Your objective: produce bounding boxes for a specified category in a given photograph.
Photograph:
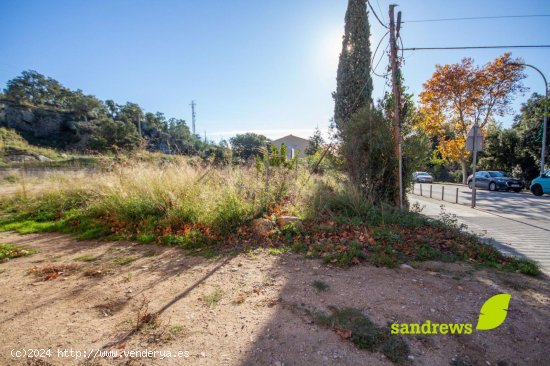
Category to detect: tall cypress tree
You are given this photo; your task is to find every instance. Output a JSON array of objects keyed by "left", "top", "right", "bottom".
[
  {"left": 333, "top": 0, "right": 373, "bottom": 131},
  {"left": 333, "top": 1, "right": 396, "bottom": 201}
]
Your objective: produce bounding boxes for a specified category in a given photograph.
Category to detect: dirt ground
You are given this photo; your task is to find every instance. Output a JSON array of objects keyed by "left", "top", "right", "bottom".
[{"left": 0, "top": 232, "right": 549, "bottom": 366}]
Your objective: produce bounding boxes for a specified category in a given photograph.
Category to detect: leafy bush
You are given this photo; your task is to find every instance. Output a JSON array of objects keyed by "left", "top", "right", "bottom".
[
  {"left": 0, "top": 243, "right": 37, "bottom": 260},
  {"left": 449, "top": 170, "right": 463, "bottom": 183},
  {"left": 340, "top": 106, "right": 397, "bottom": 203},
  {"left": 88, "top": 117, "right": 141, "bottom": 152},
  {"left": 315, "top": 307, "right": 409, "bottom": 362},
  {"left": 211, "top": 191, "right": 254, "bottom": 235}
]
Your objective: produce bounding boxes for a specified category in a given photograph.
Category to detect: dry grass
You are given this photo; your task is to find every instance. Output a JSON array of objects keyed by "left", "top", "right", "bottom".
[
  {"left": 0, "top": 159, "right": 307, "bottom": 237},
  {"left": 0, "top": 158, "right": 540, "bottom": 276},
  {"left": 28, "top": 263, "right": 80, "bottom": 280}
]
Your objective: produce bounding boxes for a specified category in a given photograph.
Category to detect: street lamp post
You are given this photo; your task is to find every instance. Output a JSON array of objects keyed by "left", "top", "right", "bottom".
[{"left": 511, "top": 62, "right": 548, "bottom": 176}]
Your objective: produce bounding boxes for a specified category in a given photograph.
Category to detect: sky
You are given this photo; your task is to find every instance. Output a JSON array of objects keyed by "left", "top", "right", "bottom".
[{"left": 1, "top": 0, "right": 549, "bottom": 142}]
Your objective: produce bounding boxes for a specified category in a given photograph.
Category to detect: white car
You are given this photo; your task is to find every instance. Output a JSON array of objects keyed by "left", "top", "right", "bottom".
[{"left": 413, "top": 172, "right": 433, "bottom": 183}]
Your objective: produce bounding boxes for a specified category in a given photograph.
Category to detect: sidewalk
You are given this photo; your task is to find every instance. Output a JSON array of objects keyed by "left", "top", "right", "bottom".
[{"left": 410, "top": 194, "right": 550, "bottom": 275}]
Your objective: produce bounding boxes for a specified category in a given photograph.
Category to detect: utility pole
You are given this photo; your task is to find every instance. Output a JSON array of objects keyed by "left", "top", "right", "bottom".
[
  {"left": 389, "top": 4, "right": 403, "bottom": 209},
  {"left": 190, "top": 100, "right": 197, "bottom": 135}
]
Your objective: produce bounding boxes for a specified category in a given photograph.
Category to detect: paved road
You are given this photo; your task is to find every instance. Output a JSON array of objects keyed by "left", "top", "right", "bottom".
[{"left": 410, "top": 184, "right": 550, "bottom": 275}]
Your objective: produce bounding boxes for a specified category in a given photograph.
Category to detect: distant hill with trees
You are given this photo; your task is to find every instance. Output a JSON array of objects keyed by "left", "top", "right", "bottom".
[{"left": 0, "top": 70, "right": 229, "bottom": 162}]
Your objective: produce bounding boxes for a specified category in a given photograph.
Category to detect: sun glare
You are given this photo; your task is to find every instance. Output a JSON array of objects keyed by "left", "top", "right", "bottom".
[{"left": 317, "top": 29, "right": 344, "bottom": 75}]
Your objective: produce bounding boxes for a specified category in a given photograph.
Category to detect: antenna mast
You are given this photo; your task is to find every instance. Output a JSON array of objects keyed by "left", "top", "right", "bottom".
[{"left": 190, "top": 100, "right": 197, "bottom": 135}]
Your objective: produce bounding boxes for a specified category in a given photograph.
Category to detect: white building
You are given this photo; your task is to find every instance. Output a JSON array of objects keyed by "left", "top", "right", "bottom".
[{"left": 271, "top": 134, "right": 309, "bottom": 159}]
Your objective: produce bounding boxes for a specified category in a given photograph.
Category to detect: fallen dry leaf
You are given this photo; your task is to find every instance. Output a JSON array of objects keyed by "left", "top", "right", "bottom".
[
  {"left": 334, "top": 328, "right": 352, "bottom": 339},
  {"left": 45, "top": 273, "right": 59, "bottom": 281}
]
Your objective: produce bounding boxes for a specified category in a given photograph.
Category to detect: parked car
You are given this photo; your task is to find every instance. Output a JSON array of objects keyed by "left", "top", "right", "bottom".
[
  {"left": 412, "top": 172, "right": 433, "bottom": 183},
  {"left": 466, "top": 171, "right": 524, "bottom": 192},
  {"left": 530, "top": 169, "right": 550, "bottom": 196}
]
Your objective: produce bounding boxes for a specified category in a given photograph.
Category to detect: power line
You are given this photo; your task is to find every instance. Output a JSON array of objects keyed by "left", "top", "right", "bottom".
[
  {"left": 375, "top": 0, "right": 383, "bottom": 18},
  {"left": 403, "top": 14, "right": 550, "bottom": 23},
  {"left": 367, "top": 0, "right": 388, "bottom": 29},
  {"left": 373, "top": 68, "right": 390, "bottom": 79},
  {"left": 372, "top": 44, "right": 389, "bottom": 78},
  {"left": 403, "top": 45, "right": 550, "bottom": 51},
  {"left": 371, "top": 31, "right": 389, "bottom": 68}
]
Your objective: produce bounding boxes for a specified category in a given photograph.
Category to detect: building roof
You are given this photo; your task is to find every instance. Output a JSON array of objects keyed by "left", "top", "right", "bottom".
[{"left": 271, "top": 134, "right": 309, "bottom": 144}]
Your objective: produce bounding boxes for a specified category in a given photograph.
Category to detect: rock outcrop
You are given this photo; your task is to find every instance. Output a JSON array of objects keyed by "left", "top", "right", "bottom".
[
  {"left": 0, "top": 101, "right": 79, "bottom": 148},
  {"left": 0, "top": 100, "right": 171, "bottom": 153}
]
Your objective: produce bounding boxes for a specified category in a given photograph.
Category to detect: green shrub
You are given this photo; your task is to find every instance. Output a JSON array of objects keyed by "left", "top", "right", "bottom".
[
  {"left": 162, "top": 231, "right": 212, "bottom": 250},
  {"left": 0, "top": 243, "right": 37, "bottom": 260},
  {"left": 74, "top": 255, "right": 98, "bottom": 262},
  {"left": 508, "top": 258, "right": 541, "bottom": 276},
  {"left": 211, "top": 192, "right": 254, "bottom": 235},
  {"left": 315, "top": 307, "right": 409, "bottom": 362},
  {"left": 113, "top": 256, "right": 136, "bottom": 266},
  {"left": 323, "top": 241, "right": 366, "bottom": 266}
]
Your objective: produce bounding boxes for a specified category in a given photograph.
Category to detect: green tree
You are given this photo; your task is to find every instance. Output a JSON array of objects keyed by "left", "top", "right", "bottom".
[
  {"left": 167, "top": 118, "right": 202, "bottom": 154},
  {"left": 513, "top": 93, "right": 549, "bottom": 176},
  {"left": 202, "top": 140, "right": 232, "bottom": 165},
  {"left": 306, "top": 127, "right": 325, "bottom": 155},
  {"left": 483, "top": 94, "right": 547, "bottom": 181},
  {"left": 66, "top": 90, "right": 101, "bottom": 121},
  {"left": 144, "top": 112, "right": 168, "bottom": 132},
  {"left": 478, "top": 124, "right": 519, "bottom": 173},
  {"left": 332, "top": 0, "right": 383, "bottom": 198},
  {"left": 117, "top": 102, "right": 144, "bottom": 131},
  {"left": 475, "top": 94, "right": 548, "bottom": 182},
  {"left": 3, "top": 70, "right": 71, "bottom": 107},
  {"left": 104, "top": 99, "right": 119, "bottom": 118},
  {"left": 229, "top": 133, "right": 269, "bottom": 161},
  {"left": 4, "top": 70, "right": 46, "bottom": 105},
  {"left": 332, "top": 0, "right": 372, "bottom": 131},
  {"left": 341, "top": 106, "right": 396, "bottom": 201},
  {"left": 88, "top": 117, "right": 141, "bottom": 152}
]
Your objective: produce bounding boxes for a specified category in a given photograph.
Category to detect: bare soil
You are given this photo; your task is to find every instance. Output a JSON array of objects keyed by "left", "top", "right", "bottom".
[{"left": 0, "top": 232, "right": 549, "bottom": 366}]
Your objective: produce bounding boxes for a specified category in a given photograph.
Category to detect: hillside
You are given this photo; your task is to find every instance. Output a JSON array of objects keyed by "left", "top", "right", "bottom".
[{"left": 0, "top": 70, "right": 225, "bottom": 158}]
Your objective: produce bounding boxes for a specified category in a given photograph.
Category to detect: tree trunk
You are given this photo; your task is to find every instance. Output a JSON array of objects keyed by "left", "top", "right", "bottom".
[{"left": 461, "top": 160, "right": 468, "bottom": 185}]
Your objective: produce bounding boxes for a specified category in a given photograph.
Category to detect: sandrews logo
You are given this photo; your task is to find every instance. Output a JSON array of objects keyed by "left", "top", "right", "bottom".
[{"left": 391, "top": 294, "right": 511, "bottom": 335}]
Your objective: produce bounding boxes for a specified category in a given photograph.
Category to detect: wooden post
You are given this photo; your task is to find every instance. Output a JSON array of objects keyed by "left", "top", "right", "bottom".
[
  {"left": 430, "top": 185, "right": 432, "bottom": 198},
  {"left": 442, "top": 186, "right": 445, "bottom": 201},
  {"left": 420, "top": 184, "right": 423, "bottom": 196},
  {"left": 456, "top": 187, "right": 459, "bottom": 203}
]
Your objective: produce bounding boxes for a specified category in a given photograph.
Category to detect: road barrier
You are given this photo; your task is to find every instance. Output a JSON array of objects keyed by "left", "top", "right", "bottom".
[{"left": 414, "top": 183, "right": 461, "bottom": 204}]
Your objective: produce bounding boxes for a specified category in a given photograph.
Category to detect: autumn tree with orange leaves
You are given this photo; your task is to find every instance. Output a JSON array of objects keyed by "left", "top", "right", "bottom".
[{"left": 419, "top": 53, "right": 526, "bottom": 183}]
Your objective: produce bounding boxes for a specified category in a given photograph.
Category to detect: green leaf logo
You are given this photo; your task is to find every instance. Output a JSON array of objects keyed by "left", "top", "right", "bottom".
[{"left": 476, "top": 294, "right": 511, "bottom": 331}]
